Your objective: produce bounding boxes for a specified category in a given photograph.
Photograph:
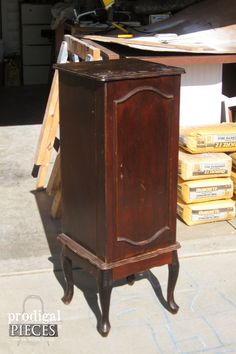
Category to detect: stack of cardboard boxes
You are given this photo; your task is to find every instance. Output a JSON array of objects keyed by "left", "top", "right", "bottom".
[
  {"left": 177, "top": 124, "right": 236, "bottom": 226},
  {"left": 229, "top": 152, "right": 236, "bottom": 196}
]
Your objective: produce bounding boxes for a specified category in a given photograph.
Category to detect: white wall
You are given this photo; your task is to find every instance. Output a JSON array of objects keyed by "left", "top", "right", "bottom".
[{"left": 180, "top": 64, "right": 223, "bottom": 126}]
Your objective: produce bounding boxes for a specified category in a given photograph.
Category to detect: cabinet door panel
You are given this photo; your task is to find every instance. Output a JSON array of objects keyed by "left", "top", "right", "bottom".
[{"left": 107, "top": 79, "right": 179, "bottom": 260}]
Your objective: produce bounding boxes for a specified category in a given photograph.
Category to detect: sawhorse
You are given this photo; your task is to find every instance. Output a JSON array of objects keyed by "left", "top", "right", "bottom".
[{"left": 32, "top": 34, "right": 119, "bottom": 217}]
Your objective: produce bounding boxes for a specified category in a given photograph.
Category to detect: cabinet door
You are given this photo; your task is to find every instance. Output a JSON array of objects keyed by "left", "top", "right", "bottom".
[{"left": 106, "top": 76, "right": 180, "bottom": 261}]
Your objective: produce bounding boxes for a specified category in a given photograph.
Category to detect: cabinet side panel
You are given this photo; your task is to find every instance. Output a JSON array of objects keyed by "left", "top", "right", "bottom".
[
  {"left": 59, "top": 73, "right": 101, "bottom": 255},
  {"left": 95, "top": 85, "right": 106, "bottom": 260}
]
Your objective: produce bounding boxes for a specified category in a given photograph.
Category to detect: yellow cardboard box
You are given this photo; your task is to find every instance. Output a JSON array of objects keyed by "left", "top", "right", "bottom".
[
  {"left": 178, "top": 150, "right": 232, "bottom": 181},
  {"left": 180, "top": 123, "right": 236, "bottom": 153},
  {"left": 231, "top": 169, "right": 236, "bottom": 194},
  {"left": 177, "top": 199, "right": 235, "bottom": 226},
  {"left": 178, "top": 177, "right": 233, "bottom": 203}
]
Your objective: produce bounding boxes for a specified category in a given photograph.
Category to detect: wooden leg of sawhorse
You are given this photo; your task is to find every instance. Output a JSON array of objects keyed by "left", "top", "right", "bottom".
[
  {"left": 32, "top": 70, "right": 60, "bottom": 189},
  {"left": 47, "top": 151, "right": 61, "bottom": 196},
  {"left": 46, "top": 151, "right": 62, "bottom": 218}
]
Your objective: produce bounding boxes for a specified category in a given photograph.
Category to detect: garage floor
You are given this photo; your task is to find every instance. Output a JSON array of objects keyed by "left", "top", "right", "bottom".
[{"left": 0, "top": 89, "right": 236, "bottom": 352}]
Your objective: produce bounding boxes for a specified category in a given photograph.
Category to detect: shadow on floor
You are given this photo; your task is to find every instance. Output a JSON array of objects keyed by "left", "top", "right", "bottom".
[
  {"left": 55, "top": 268, "right": 172, "bottom": 335},
  {"left": 31, "top": 188, "right": 62, "bottom": 270},
  {"left": 32, "top": 188, "right": 172, "bottom": 335},
  {"left": 0, "top": 85, "right": 50, "bottom": 126}
]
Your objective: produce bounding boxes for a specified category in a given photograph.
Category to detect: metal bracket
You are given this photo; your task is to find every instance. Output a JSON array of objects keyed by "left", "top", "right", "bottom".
[
  {"left": 71, "top": 54, "right": 80, "bottom": 62},
  {"left": 57, "top": 41, "right": 68, "bottom": 64},
  {"left": 85, "top": 54, "right": 93, "bottom": 62}
]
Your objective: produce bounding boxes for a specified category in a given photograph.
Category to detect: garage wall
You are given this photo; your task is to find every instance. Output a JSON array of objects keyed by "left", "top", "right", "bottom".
[
  {"left": 180, "top": 64, "right": 223, "bottom": 126},
  {"left": 1, "top": 0, "right": 22, "bottom": 54}
]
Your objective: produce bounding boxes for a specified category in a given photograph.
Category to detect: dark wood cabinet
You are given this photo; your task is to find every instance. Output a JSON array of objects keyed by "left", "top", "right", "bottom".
[{"left": 56, "top": 58, "right": 184, "bottom": 336}]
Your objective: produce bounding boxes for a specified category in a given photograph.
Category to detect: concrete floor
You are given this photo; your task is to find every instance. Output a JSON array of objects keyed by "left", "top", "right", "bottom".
[{"left": 1, "top": 124, "right": 236, "bottom": 353}]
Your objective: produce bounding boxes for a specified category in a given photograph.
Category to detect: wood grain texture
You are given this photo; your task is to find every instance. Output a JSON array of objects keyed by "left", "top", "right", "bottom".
[
  {"left": 105, "top": 75, "right": 181, "bottom": 261},
  {"left": 57, "top": 59, "right": 183, "bottom": 335}
]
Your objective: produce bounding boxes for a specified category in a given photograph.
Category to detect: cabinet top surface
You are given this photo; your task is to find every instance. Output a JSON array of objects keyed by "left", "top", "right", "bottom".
[{"left": 55, "top": 58, "right": 184, "bottom": 82}]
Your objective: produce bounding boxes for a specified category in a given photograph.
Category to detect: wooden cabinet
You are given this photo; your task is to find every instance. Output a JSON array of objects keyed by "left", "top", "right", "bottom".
[{"left": 56, "top": 58, "right": 184, "bottom": 336}]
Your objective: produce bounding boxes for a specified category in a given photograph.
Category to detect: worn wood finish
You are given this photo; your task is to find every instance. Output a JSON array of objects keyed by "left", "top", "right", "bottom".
[
  {"left": 57, "top": 58, "right": 183, "bottom": 336},
  {"left": 58, "top": 233, "right": 180, "bottom": 271},
  {"left": 55, "top": 59, "right": 184, "bottom": 81}
]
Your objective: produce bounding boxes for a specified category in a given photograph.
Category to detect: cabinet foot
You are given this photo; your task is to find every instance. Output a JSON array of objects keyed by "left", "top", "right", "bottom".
[
  {"left": 167, "top": 251, "right": 179, "bottom": 314},
  {"left": 97, "top": 270, "right": 113, "bottom": 337},
  {"left": 61, "top": 246, "right": 74, "bottom": 305},
  {"left": 126, "top": 274, "right": 135, "bottom": 286}
]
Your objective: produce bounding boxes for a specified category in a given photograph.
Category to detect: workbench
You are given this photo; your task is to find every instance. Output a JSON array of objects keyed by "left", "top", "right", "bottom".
[{"left": 55, "top": 23, "right": 236, "bottom": 126}]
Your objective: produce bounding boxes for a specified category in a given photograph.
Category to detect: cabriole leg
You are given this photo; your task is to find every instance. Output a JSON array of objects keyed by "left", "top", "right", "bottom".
[
  {"left": 167, "top": 250, "right": 179, "bottom": 314},
  {"left": 97, "top": 270, "right": 113, "bottom": 337},
  {"left": 61, "top": 246, "right": 74, "bottom": 305}
]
